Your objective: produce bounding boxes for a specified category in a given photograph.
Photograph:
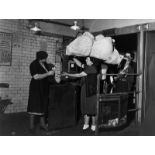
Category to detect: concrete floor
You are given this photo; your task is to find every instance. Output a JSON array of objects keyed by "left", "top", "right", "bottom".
[{"left": 0, "top": 112, "right": 140, "bottom": 136}]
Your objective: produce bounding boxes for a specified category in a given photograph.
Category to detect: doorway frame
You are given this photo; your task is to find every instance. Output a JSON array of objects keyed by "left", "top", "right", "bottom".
[{"left": 93, "top": 24, "right": 147, "bottom": 124}]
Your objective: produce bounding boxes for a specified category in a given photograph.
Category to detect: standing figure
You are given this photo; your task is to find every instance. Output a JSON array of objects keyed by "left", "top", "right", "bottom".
[
  {"left": 27, "top": 51, "right": 55, "bottom": 133},
  {"left": 62, "top": 57, "right": 98, "bottom": 131}
]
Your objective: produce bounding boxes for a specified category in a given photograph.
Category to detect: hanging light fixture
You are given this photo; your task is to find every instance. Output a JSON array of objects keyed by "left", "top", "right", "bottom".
[
  {"left": 30, "top": 22, "right": 41, "bottom": 32},
  {"left": 70, "top": 21, "right": 80, "bottom": 31}
]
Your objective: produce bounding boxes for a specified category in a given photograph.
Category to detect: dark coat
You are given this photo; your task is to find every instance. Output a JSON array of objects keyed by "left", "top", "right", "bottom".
[
  {"left": 27, "top": 60, "right": 54, "bottom": 115},
  {"left": 81, "top": 65, "right": 97, "bottom": 115}
]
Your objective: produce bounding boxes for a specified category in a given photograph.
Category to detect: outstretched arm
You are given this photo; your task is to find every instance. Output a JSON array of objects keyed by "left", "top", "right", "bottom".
[
  {"left": 73, "top": 58, "right": 84, "bottom": 68},
  {"left": 33, "top": 71, "right": 54, "bottom": 80},
  {"left": 62, "top": 71, "right": 87, "bottom": 78}
]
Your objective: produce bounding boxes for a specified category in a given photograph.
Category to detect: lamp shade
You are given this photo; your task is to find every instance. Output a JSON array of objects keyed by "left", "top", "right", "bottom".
[
  {"left": 30, "top": 22, "right": 41, "bottom": 32},
  {"left": 70, "top": 21, "right": 80, "bottom": 31}
]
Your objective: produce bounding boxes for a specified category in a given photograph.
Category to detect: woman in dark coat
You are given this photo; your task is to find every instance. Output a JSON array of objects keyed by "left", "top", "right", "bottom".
[
  {"left": 27, "top": 51, "right": 55, "bottom": 132},
  {"left": 62, "top": 57, "right": 98, "bottom": 131}
]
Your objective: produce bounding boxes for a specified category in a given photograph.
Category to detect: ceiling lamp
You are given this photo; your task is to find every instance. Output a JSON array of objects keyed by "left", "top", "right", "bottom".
[
  {"left": 70, "top": 21, "right": 80, "bottom": 31},
  {"left": 30, "top": 22, "right": 41, "bottom": 32}
]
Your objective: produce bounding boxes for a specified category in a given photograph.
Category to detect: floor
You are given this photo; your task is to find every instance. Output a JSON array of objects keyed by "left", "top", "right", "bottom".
[{"left": 0, "top": 112, "right": 140, "bottom": 136}]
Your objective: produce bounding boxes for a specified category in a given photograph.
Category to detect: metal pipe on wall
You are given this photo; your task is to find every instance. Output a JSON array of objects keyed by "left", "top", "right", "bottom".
[{"left": 136, "top": 26, "right": 145, "bottom": 124}]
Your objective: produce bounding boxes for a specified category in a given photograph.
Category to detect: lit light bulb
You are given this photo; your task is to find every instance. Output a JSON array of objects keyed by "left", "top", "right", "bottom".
[
  {"left": 70, "top": 21, "right": 80, "bottom": 31},
  {"left": 30, "top": 22, "right": 41, "bottom": 32}
]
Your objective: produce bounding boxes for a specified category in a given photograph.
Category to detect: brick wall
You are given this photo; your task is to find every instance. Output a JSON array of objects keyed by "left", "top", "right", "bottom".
[{"left": 0, "top": 19, "right": 62, "bottom": 113}]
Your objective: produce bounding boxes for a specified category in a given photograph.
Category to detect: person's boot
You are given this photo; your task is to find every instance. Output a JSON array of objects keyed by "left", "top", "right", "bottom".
[{"left": 91, "top": 116, "right": 96, "bottom": 132}]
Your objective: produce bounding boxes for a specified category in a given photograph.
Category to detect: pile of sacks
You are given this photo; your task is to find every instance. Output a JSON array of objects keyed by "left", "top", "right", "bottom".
[{"left": 66, "top": 32, "right": 124, "bottom": 65}]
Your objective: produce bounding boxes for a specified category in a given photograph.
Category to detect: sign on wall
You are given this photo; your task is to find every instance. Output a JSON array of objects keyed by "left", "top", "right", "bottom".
[{"left": 0, "top": 32, "right": 12, "bottom": 66}]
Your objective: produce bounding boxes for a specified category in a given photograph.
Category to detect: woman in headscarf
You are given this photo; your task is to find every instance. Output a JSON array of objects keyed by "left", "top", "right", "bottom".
[{"left": 27, "top": 51, "right": 55, "bottom": 133}]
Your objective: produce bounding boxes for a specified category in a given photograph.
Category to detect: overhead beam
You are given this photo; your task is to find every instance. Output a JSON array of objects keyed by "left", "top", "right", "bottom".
[
  {"left": 35, "top": 31, "right": 74, "bottom": 39},
  {"left": 29, "top": 19, "right": 89, "bottom": 31}
]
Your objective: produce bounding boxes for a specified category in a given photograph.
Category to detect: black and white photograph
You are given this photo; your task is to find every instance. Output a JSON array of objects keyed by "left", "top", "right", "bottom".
[
  {"left": 1, "top": 18, "right": 155, "bottom": 136},
  {"left": 0, "top": 0, "right": 155, "bottom": 155}
]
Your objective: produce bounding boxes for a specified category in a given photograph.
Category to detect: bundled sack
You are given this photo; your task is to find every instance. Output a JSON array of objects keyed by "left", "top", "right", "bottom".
[
  {"left": 105, "top": 48, "right": 124, "bottom": 65},
  {"left": 90, "top": 35, "right": 114, "bottom": 60},
  {"left": 66, "top": 32, "right": 94, "bottom": 56}
]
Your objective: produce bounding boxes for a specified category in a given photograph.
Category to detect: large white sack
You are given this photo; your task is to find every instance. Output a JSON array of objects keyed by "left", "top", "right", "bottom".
[
  {"left": 66, "top": 32, "right": 94, "bottom": 56},
  {"left": 90, "top": 35, "right": 114, "bottom": 60},
  {"left": 105, "top": 49, "right": 124, "bottom": 65}
]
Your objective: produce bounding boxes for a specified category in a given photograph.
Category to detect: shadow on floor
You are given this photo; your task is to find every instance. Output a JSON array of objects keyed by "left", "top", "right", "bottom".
[{"left": 0, "top": 112, "right": 140, "bottom": 136}]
